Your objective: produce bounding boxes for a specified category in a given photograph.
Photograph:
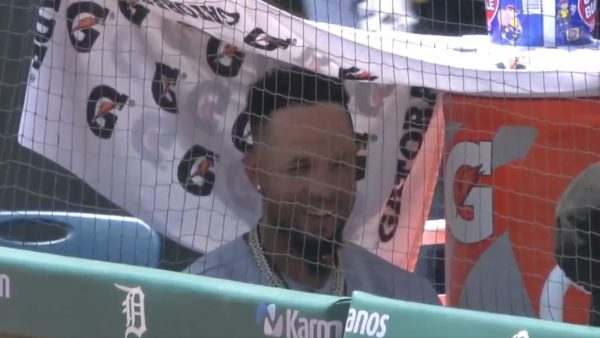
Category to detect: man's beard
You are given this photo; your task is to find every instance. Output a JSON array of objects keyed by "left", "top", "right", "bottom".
[
  {"left": 263, "top": 201, "right": 348, "bottom": 278},
  {"left": 288, "top": 223, "right": 344, "bottom": 277}
]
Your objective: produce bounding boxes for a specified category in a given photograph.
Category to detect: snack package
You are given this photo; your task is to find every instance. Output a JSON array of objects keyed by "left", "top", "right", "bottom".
[{"left": 486, "top": 0, "right": 597, "bottom": 47}]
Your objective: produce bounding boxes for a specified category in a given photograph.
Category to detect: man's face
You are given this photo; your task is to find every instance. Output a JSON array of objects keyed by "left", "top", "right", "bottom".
[{"left": 252, "top": 103, "right": 358, "bottom": 262}]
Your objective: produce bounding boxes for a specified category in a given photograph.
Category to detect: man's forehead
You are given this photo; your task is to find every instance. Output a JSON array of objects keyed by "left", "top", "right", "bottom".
[{"left": 266, "top": 103, "right": 354, "bottom": 144}]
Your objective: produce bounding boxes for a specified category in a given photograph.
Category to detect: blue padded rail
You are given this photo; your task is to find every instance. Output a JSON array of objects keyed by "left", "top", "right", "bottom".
[{"left": 0, "top": 211, "right": 160, "bottom": 267}]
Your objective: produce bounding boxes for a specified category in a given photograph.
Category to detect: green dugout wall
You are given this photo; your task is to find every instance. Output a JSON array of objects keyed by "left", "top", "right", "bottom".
[{"left": 0, "top": 246, "right": 598, "bottom": 338}]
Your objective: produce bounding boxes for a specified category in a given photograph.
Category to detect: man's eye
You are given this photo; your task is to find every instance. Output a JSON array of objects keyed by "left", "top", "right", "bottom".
[
  {"left": 332, "top": 160, "right": 352, "bottom": 171},
  {"left": 290, "top": 164, "right": 311, "bottom": 175}
]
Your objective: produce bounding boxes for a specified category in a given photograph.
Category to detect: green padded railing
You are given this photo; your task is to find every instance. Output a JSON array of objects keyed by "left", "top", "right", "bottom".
[
  {"left": 345, "top": 291, "right": 600, "bottom": 338},
  {"left": 0, "top": 245, "right": 599, "bottom": 338},
  {"left": 0, "top": 245, "right": 349, "bottom": 338}
]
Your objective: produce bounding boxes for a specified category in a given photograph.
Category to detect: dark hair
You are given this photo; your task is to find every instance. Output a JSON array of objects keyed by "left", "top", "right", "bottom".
[{"left": 244, "top": 67, "right": 351, "bottom": 144}]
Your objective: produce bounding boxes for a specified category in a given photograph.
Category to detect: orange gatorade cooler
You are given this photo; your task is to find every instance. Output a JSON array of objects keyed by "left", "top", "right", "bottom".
[{"left": 442, "top": 94, "right": 600, "bottom": 326}]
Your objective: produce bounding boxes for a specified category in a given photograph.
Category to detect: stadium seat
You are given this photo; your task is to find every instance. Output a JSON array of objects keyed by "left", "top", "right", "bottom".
[{"left": 0, "top": 211, "right": 161, "bottom": 267}]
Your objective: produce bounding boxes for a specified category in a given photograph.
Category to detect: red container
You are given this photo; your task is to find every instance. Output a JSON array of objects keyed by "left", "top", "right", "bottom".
[{"left": 443, "top": 94, "right": 600, "bottom": 325}]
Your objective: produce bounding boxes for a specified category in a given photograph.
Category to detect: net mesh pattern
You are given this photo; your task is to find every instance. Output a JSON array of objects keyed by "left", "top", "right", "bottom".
[{"left": 1, "top": 0, "right": 599, "bottom": 327}]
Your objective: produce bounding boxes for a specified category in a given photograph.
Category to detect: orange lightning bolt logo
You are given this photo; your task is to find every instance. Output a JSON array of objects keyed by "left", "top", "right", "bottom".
[
  {"left": 454, "top": 164, "right": 484, "bottom": 221},
  {"left": 72, "top": 16, "right": 103, "bottom": 32}
]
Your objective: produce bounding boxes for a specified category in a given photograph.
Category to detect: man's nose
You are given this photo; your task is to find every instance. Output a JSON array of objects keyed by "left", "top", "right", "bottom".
[
  {"left": 306, "top": 167, "right": 339, "bottom": 200},
  {"left": 307, "top": 179, "right": 337, "bottom": 201}
]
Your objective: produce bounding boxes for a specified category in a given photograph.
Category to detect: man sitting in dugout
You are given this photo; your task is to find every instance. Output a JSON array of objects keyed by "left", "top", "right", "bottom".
[{"left": 186, "top": 66, "right": 441, "bottom": 306}]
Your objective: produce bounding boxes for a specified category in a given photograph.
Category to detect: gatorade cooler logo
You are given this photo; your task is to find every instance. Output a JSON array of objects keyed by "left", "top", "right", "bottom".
[
  {"left": 485, "top": 0, "right": 500, "bottom": 31},
  {"left": 445, "top": 141, "right": 494, "bottom": 244},
  {"left": 445, "top": 126, "right": 538, "bottom": 244},
  {"left": 578, "top": 0, "right": 596, "bottom": 30},
  {"left": 454, "top": 163, "right": 488, "bottom": 221}
]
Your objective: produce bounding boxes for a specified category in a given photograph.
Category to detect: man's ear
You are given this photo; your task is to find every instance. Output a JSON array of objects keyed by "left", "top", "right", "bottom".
[{"left": 243, "top": 151, "right": 260, "bottom": 192}]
